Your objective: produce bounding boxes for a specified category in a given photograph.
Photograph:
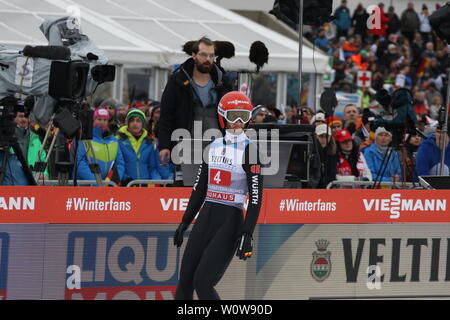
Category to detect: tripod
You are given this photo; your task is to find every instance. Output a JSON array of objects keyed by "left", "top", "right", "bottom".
[
  {"left": 372, "top": 128, "right": 418, "bottom": 189},
  {"left": 31, "top": 112, "right": 104, "bottom": 186},
  {"left": 80, "top": 139, "right": 103, "bottom": 186}
]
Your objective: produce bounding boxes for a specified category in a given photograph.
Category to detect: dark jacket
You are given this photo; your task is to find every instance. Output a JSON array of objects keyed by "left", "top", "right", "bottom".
[
  {"left": 317, "top": 139, "right": 337, "bottom": 188},
  {"left": 352, "top": 8, "right": 369, "bottom": 36},
  {"left": 401, "top": 9, "right": 420, "bottom": 33},
  {"left": 158, "top": 58, "right": 230, "bottom": 151},
  {"left": 387, "top": 13, "right": 400, "bottom": 34}
]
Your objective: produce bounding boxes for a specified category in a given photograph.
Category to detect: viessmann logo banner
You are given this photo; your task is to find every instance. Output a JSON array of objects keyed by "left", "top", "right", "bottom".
[
  {"left": 0, "top": 187, "right": 450, "bottom": 224},
  {"left": 362, "top": 193, "right": 447, "bottom": 219},
  {"left": 265, "top": 190, "right": 450, "bottom": 224}
]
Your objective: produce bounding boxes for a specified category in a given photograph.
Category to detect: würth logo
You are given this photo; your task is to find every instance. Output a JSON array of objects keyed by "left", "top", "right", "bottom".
[
  {"left": 251, "top": 165, "right": 261, "bottom": 174},
  {"left": 0, "top": 197, "right": 35, "bottom": 211}
]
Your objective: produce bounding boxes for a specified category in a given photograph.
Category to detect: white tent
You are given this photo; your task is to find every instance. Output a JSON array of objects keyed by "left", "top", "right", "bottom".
[{"left": 0, "top": 0, "right": 329, "bottom": 73}]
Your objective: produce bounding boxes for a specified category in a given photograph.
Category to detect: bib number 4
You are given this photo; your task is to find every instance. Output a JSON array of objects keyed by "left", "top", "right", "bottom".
[{"left": 210, "top": 169, "right": 231, "bottom": 186}]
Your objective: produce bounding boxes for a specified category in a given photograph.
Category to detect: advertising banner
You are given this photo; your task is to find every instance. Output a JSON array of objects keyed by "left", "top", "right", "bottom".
[
  {"left": 0, "top": 187, "right": 449, "bottom": 224},
  {"left": 0, "top": 223, "right": 450, "bottom": 299},
  {"left": 40, "top": 225, "right": 246, "bottom": 300},
  {"left": 264, "top": 189, "right": 450, "bottom": 224},
  {"left": 251, "top": 224, "right": 450, "bottom": 299}
]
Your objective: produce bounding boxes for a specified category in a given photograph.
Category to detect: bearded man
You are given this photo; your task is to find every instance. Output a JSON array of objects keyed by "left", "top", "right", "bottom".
[{"left": 158, "top": 37, "right": 231, "bottom": 165}]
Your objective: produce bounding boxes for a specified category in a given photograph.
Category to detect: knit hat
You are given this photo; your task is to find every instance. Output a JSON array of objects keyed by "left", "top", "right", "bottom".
[
  {"left": 93, "top": 108, "right": 109, "bottom": 120},
  {"left": 133, "top": 102, "right": 147, "bottom": 109},
  {"left": 126, "top": 108, "right": 146, "bottom": 126},
  {"left": 251, "top": 105, "right": 269, "bottom": 119},
  {"left": 327, "top": 115, "right": 343, "bottom": 126},
  {"left": 100, "top": 98, "right": 120, "bottom": 109},
  {"left": 375, "top": 127, "right": 392, "bottom": 138}
]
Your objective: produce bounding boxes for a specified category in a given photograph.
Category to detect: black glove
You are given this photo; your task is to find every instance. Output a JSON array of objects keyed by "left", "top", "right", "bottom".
[
  {"left": 173, "top": 222, "right": 189, "bottom": 247},
  {"left": 236, "top": 233, "right": 253, "bottom": 260}
]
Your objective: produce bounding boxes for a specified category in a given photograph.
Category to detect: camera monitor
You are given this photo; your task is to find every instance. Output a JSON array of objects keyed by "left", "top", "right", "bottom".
[{"left": 418, "top": 176, "right": 450, "bottom": 190}]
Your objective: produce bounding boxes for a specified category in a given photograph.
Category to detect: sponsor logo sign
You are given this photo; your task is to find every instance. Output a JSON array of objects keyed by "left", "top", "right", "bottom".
[
  {"left": 266, "top": 190, "right": 450, "bottom": 224},
  {"left": 311, "top": 240, "right": 331, "bottom": 282},
  {"left": 65, "top": 231, "right": 185, "bottom": 300}
]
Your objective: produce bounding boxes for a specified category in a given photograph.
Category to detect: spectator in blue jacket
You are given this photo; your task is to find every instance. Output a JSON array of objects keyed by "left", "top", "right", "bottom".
[
  {"left": 117, "top": 109, "right": 173, "bottom": 185},
  {"left": 76, "top": 108, "right": 125, "bottom": 183},
  {"left": 314, "top": 28, "right": 330, "bottom": 52},
  {"left": 362, "top": 127, "right": 401, "bottom": 182},
  {"left": 416, "top": 129, "right": 450, "bottom": 176},
  {"left": 334, "top": 0, "right": 352, "bottom": 38}
]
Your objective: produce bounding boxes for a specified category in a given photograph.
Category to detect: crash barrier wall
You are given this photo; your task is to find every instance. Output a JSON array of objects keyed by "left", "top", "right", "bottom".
[{"left": 0, "top": 187, "right": 450, "bottom": 299}]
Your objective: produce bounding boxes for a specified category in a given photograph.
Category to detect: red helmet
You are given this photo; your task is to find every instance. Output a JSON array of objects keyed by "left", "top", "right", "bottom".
[{"left": 217, "top": 91, "right": 253, "bottom": 129}]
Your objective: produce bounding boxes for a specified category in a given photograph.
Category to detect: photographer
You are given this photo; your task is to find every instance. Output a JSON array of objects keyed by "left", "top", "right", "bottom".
[{"left": 0, "top": 109, "right": 48, "bottom": 185}]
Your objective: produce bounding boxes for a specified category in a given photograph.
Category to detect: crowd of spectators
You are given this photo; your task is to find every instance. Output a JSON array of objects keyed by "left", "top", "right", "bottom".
[
  {"left": 302, "top": 1, "right": 450, "bottom": 186},
  {"left": 2, "top": 4, "right": 450, "bottom": 188},
  {"left": 0, "top": 95, "right": 172, "bottom": 186}
]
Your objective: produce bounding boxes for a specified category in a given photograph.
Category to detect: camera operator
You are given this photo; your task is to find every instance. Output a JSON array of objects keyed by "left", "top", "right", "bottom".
[{"left": 0, "top": 109, "right": 48, "bottom": 185}]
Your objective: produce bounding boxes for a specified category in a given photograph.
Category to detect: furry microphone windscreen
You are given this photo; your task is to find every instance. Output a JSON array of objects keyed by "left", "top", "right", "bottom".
[
  {"left": 214, "top": 41, "right": 235, "bottom": 59},
  {"left": 249, "top": 41, "right": 269, "bottom": 73},
  {"left": 182, "top": 41, "right": 196, "bottom": 56},
  {"left": 22, "top": 45, "right": 71, "bottom": 61}
]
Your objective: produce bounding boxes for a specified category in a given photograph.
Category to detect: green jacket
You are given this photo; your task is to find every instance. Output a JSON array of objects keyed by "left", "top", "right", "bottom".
[{"left": 11, "top": 130, "right": 48, "bottom": 176}]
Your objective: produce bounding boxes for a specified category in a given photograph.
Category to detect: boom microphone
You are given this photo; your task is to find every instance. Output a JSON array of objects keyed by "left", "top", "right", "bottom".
[
  {"left": 249, "top": 41, "right": 269, "bottom": 73},
  {"left": 214, "top": 41, "right": 235, "bottom": 67},
  {"left": 22, "top": 45, "right": 71, "bottom": 61},
  {"left": 320, "top": 88, "right": 337, "bottom": 116}
]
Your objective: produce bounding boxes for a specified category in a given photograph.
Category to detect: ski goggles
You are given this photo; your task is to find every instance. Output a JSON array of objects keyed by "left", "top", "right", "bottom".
[{"left": 224, "top": 109, "right": 252, "bottom": 123}]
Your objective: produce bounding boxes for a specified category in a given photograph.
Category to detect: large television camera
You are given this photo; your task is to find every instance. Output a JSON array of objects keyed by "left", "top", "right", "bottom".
[{"left": 0, "top": 16, "right": 115, "bottom": 129}]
